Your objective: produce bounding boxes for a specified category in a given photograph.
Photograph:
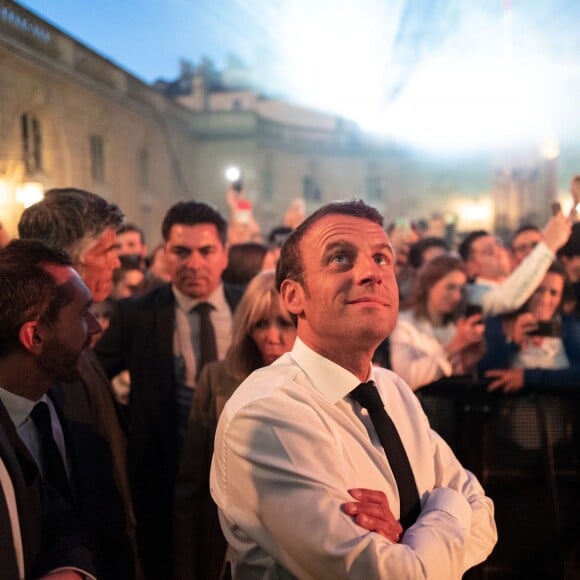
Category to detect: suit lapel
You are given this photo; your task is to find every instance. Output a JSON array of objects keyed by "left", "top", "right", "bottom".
[{"left": 0, "top": 400, "right": 41, "bottom": 575}]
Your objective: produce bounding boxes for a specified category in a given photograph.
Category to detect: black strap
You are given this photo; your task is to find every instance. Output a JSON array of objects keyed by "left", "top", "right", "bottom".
[{"left": 192, "top": 302, "right": 218, "bottom": 378}]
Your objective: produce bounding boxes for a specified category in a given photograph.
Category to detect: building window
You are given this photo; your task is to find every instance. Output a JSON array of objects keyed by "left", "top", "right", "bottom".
[
  {"left": 90, "top": 135, "right": 105, "bottom": 183},
  {"left": 21, "top": 113, "right": 42, "bottom": 174},
  {"left": 303, "top": 175, "right": 321, "bottom": 202},
  {"left": 138, "top": 149, "right": 149, "bottom": 189}
]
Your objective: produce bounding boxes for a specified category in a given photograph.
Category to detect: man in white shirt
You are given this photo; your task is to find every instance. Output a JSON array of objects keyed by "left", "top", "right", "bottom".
[
  {"left": 458, "top": 212, "right": 571, "bottom": 316},
  {"left": 211, "top": 200, "right": 497, "bottom": 579}
]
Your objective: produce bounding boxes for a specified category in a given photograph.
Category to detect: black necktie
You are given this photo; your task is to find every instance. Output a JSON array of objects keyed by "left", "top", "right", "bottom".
[
  {"left": 192, "top": 302, "right": 218, "bottom": 378},
  {"left": 351, "top": 381, "right": 421, "bottom": 530},
  {"left": 30, "top": 401, "right": 72, "bottom": 501}
]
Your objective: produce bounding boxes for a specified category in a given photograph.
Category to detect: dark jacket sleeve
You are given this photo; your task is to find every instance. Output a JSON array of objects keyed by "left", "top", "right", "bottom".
[{"left": 478, "top": 316, "right": 519, "bottom": 373}]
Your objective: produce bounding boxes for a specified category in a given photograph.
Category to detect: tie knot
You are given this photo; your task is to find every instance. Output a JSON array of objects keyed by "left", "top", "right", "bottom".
[
  {"left": 350, "top": 381, "right": 384, "bottom": 411},
  {"left": 192, "top": 302, "right": 214, "bottom": 316},
  {"left": 30, "top": 401, "right": 51, "bottom": 428}
]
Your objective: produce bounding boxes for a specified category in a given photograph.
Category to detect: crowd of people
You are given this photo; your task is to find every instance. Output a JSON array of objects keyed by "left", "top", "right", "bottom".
[{"left": 0, "top": 178, "right": 579, "bottom": 578}]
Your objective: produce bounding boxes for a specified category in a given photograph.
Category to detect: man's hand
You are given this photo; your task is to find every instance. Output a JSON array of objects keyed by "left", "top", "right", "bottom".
[
  {"left": 342, "top": 488, "right": 403, "bottom": 543},
  {"left": 543, "top": 212, "right": 572, "bottom": 253},
  {"left": 485, "top": 368, "right": 525, "bottom": 393}
]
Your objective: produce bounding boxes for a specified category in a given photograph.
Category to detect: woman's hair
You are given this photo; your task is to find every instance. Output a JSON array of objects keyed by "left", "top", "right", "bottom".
[
  {"left": 411, "top": 255, "right": 467, "bottom": 323},
  {"left": 226, "top": 269, "right": 294, "bottom": 380}
]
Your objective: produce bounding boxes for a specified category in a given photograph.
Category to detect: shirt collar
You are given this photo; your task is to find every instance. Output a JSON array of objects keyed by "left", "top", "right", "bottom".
[
  {"left": 0, "top": 387, "right": 45, "bottom": 428},
  {"left": 172, "top": 283, "right": 227, "bottom": 313},
  {"left": 289, "top": 337, "right": 375, "bottom": 405}
]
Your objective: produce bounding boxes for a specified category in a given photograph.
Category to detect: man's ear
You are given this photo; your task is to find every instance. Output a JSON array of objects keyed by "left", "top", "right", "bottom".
[
  {"left": 18, "top": 321, "right": 44, "bottom": 355},
  {"left": 280, "top": 279, "right": 304, "bottom": 317}
]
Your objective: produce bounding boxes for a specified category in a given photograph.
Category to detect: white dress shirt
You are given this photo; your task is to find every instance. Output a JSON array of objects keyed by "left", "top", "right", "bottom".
[
  {"left": 390, "top": 310, "right": 456, "bottom": 390},
  {"left": 173, "top": 283, "right": 233, "bottom": 388},
  {"left": 210, "top": 338, "right": 497, "bottom": 580}
]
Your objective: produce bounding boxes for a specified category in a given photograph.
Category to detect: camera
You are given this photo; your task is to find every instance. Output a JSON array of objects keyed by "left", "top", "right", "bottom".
[{"left": 528, "top": 320, "right": 561, "bottom": 337}]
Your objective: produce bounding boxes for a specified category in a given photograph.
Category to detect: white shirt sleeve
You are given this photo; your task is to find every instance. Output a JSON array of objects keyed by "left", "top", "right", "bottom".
[
  {"left": 478, "top": 242, "right": 555, "bottom": 316},
  {"left": 211, "top": 371, "right": 496, "bottom": 580},
  {"left": 389, "top": 317, "right": 452, "bottom": 390}
]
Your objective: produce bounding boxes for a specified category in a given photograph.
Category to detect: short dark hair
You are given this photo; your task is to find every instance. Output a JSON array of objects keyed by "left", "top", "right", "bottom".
[
  {"left": 408, "top": 236, "right": 449, "bottom": 269},
  {"left": 276, "top": 199, "right": 384, "bottom": 290},
  {"left": 117, "top": 223, "right": 145, "bottom": 244},
  {"left": 0, "top": 239, "right": 74, "bottom": 356},
  {"left": 18, "top": 187, "right": 123, "bottom": 263},
  {"left": 161, "top": 201, "right": 228, "bottom": 246},
  {"left": 458, "top": 230, "right": 489, "bottom": 261}
]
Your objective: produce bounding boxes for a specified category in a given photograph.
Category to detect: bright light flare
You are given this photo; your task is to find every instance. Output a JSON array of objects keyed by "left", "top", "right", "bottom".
[
  {"left": 225, "top": 166, "right": 241, "bottom": 182},
  {"left": 16, "top": 182, "right": 44, "bottom": 208}
]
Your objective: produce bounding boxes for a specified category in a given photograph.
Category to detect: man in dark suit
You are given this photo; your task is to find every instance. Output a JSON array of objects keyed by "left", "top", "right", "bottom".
[
  {"left": 0, "top": 239, "right": 99, "bottom": 579},
  {"left": 96, "top": 201, "right": 244, "bottom": 579},
  {"left": 18, "top": 188, "right": 141, "bottom": 579}
]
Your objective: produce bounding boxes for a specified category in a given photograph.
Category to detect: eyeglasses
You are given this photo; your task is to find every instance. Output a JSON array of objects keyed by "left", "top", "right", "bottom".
[{"left": 512, "top": 241, "right": 539, "bottom": 255}]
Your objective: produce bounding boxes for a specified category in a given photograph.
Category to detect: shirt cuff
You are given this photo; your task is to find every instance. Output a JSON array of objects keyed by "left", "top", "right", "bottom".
[{"left": 422, "top": 487, "right": 472, "bottom": 528}]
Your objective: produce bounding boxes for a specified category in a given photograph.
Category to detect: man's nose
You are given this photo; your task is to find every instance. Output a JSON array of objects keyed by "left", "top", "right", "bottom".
[
  {"left": 356, "top": 255, "right": 382, "bottom": 284},
  {"left": 110, "top": 253, "right": 121, "bottom": 270},
  {"left": 88, "top": 311, "right": 102, "bottom": 336},
  {"left": 186, "top": 251, "right": 203, "bottom": 268}
]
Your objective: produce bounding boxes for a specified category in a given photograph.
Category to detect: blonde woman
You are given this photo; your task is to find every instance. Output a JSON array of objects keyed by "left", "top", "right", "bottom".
[{"left": 174, "top": 270, "right": 296, "bottom": 580}]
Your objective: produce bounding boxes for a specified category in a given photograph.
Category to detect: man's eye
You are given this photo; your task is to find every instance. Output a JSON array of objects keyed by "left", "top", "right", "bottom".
[
  {"left": 331, "top": 254, "right": 348, "bottom": 264},
  {"left": 374, "top": 254, "right": 388, "bottom": 265},
  {"left": 173, "top": 248, "right": 189, "bottom": 258}
]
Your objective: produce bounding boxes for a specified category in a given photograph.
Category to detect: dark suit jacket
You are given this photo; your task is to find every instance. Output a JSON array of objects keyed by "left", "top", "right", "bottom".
[
  {"left": 0, "top": 400, "right": 95, "bottom": 579},
  {"left": 52, "top": 348, "right": 141, "bottom": 580},
  {"left": 95, "top": 282, "right": 244, "bottom": 580}
]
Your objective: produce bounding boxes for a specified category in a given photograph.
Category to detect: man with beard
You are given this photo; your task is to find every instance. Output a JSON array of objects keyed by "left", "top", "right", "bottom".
[
  {"left": 96, "top": 200, "right": 244, "bottom": 579},
  {"left": 18, "top": 188, "right": 141, "bottom": 579},
  {"left": 0, "top": 239, "right": 99, "bottom": 578}
]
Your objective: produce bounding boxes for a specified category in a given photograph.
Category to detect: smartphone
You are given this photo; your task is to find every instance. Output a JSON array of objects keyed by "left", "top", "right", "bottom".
[
  {"left": 232, "top": 179, "right": 243, "bottom": 192},
  {"left": 464, "top": 303, "right": 483, "bottom": 318},
  {"left": 528, "top": 320, "right": 561, "bottom": 337}
]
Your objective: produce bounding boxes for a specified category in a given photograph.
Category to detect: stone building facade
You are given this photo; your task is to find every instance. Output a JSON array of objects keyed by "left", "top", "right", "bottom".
[{"left": 1, "top": 0, "right": 570, "bottom": 245}]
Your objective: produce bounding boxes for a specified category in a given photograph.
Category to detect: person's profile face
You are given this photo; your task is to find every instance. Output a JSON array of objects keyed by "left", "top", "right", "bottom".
[
  {"left": 283, "top": 214, "right": 398, "bottom": 356},
  {"left": 37, "top": 267, "right": 101, "bottom": 381},
  {"left": 164, "top": 223, "right": 228, "bottom": 299},
  {"left": 79, "top": 228, "right": 121, "bottom": 302}
]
